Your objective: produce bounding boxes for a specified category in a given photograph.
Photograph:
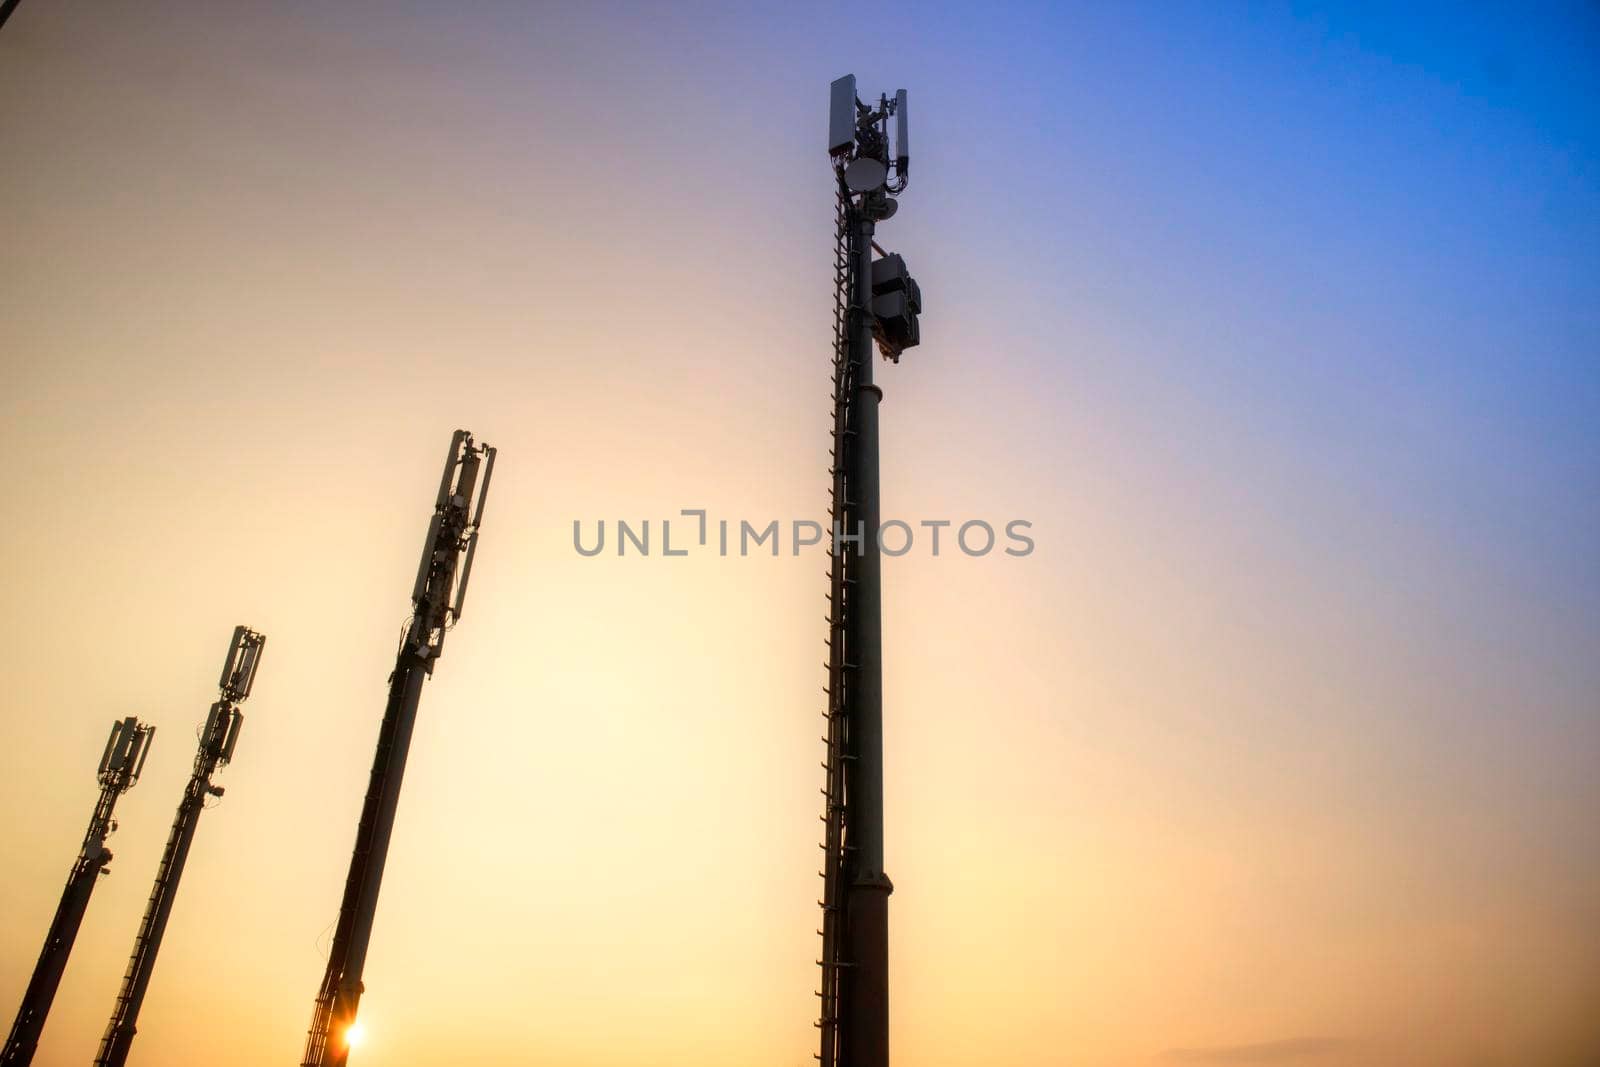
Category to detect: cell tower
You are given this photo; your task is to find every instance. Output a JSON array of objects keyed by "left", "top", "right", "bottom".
[
  {"left": 300, "top": 429, "right": 495, "bottom": 1067},
  {"left": 816, "top": 75, "right": 921, "bottom": 1067},
  {"left": 2, "top": 717, "right": 156, "bottom": 1067},
  {"left": 94, "top": 627, "right": 266, "bottom": 1067}
]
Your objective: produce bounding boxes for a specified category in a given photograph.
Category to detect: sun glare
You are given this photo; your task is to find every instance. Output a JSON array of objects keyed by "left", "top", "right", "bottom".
[{"left": 344, "top": 1021, "right": 366, "bottom": 1049}]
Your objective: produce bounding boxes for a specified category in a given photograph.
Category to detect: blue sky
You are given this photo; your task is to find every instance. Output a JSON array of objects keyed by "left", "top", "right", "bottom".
[{"left": 1, "top": 3, "right": 1596, "bottom": 1064}]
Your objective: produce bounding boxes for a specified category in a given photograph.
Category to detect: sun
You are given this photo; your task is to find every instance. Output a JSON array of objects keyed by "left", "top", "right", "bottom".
[{"left": 344, "top": 1021, "right": 367, "bottom": 1049}]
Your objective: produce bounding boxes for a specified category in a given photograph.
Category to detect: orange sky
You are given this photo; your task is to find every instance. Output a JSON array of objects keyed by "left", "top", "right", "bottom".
[{"left": 1, "top": 4, "right": 1597, "bottom": 1066}]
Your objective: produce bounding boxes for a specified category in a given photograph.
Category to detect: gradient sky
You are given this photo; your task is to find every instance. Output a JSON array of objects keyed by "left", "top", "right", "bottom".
[{"left": 1, "top": 3, "right": 1597, "bottom": 1066}]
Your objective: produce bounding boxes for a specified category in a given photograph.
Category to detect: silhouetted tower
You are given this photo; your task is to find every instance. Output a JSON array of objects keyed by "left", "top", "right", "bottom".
[
  {"left": 94, "top": 627, "right": 265, "bottom": 1067},
  {"left": 2, "top": 718, "right": 156, "bottom": 1067},
  {"left": 300, "top": 429, "right": 495, "bottom": 1067},
  {"left": 817, "top": 75, "right": 920, "bottom": 1067}
]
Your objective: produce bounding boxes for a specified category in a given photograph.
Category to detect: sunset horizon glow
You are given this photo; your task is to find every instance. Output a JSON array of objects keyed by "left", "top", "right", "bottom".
[{"left": 1, "top": 3, "right": 1597, "bottom": 1066}]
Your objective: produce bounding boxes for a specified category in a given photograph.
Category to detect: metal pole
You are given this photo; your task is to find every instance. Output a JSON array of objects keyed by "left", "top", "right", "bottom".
[
  {"left": 2, "top": 718, "right": 154, "bottom": 1067},
  {"left": 820, "top": 76, "right": 916, "bottom": 1067},
  {"left": 301, "top": 431, "right": 493, "bottom": 1067},
  {"left": 93, "top": 797, "right": 202, "bottom": 1067},
  {"left": 96, "top": 628, "right": 264, "bottom": 1067},
  {"left": 310, "top": 658, "right": 428, "bottom": 1067},
  {"left": 838, "top": 201, "right": 893, "bottom": 1067},
  {"left": 0, "top": 788, "right": 117, "bottom": 1067}
]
